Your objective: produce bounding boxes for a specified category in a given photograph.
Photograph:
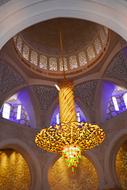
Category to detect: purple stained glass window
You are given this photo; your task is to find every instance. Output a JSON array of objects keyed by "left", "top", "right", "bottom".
[
  {"left": 106, "top": 86, "right": 127, "bottom": 120},
  {"left": 1, "top": 94, "right": 30, "bottom": 127}
]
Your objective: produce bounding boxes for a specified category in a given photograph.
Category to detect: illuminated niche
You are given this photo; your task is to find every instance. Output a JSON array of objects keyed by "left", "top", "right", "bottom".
[
  {"left": 0, "top": 149, "right": 31, "bottom": 190},
  {"left": 48, "top": 156, "right": 99, "bottom": 190},
  {"left": 116, "top": 141, "right": 127, "bottom": 190}
]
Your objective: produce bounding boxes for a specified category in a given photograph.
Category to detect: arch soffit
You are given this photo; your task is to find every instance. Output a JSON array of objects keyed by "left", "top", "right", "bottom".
[{"left": 0, "top": 0, "right": 127, "bottom": 49}]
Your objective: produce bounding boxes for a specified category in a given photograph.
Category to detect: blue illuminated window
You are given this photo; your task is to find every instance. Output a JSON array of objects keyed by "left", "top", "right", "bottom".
[
  {"left": 112, "top": 96, "right": 119, "bottom": 111},
  {"left": 77, "top": 112, "right": 81, "bottom": 122},
  {"left": 2, "top": 103, "right": 11, "bottom": 119},
  {"left": 56, "top": 113, "right": 60, "bottom": 125},
  {"left": 1, "top": 94, "right": 30, "bottom": 126},
  {"left": 123, "top": 93, "right": 127, "bottom": 109},
  {"left": 106, "top": 86, "right": 127, "bottom": 120},
  {"left": 16, "top": 105, "right": 22, "bottom": 120},
  {"left": 55, "top": 112, "right": 82, "bottom": 124}
]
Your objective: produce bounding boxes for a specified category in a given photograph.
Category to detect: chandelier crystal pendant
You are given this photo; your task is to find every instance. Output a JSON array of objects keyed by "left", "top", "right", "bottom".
[{"left": 35, "top": 81, "right": 105, "bottom": 173}]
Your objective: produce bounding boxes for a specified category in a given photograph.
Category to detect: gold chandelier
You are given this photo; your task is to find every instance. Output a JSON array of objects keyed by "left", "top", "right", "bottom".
[
  {"left": 35, "top": 81, "right": 105, "bottom": 172},
  {"left": 35, "top": 32, "right": 105, "bottom": 173}
]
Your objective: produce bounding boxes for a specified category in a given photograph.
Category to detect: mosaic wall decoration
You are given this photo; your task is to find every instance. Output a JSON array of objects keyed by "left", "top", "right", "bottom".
[
  {"left": 116, "top": 141, "right": 127, "bottom": 190},
  {"left": 48, "top": 156, "right": 98, "bottom": 190},
  {"left": 0, "top": 62, "right": 25, "bottom": 99},
  {"left": 74, "top": 80, "right": 98, "bottom": 120},
  {"left": 104, "top": 47, "right": 127, "bottom": 84},
  {"left": 0, "top": 149, "right": 31, "bottom": 190}
]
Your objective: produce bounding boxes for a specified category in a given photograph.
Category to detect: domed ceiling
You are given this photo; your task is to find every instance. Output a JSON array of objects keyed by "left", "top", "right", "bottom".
[
  {"left": 14, "top": 18, "right": 109, "bottom": 78},
  {"left": 20, "top": 18, "right": 104, "bottom": 56}
]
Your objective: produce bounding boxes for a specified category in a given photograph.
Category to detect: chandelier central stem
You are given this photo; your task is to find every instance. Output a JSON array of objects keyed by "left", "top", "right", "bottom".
[{"left": 59, "top": 81, "right": 77, "bottom": 123}]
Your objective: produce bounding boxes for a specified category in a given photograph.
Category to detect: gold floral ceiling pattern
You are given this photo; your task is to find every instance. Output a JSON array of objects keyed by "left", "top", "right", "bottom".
[
  {"left": 0, "top": 149, "right": 31, "bottom": 190},
  {"left": 48, "top": 156, "right": 98, "bottom": 190}
]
